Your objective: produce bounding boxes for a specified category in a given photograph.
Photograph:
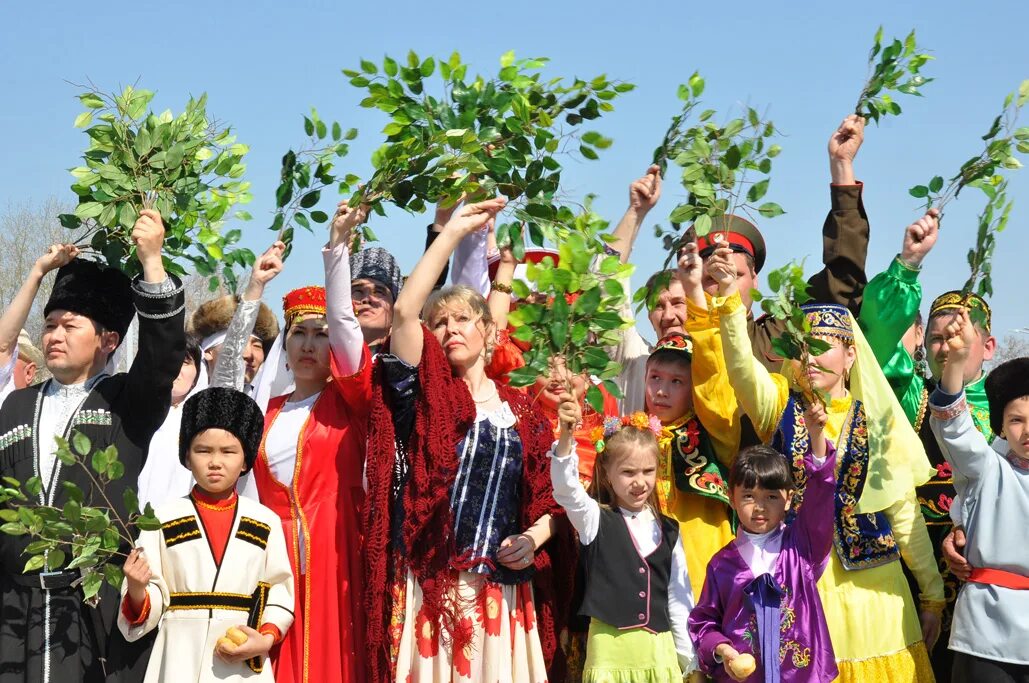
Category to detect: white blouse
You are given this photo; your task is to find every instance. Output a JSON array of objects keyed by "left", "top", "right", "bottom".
[{"left": 263, "top": 391, "right": 320, "bottom": 574}]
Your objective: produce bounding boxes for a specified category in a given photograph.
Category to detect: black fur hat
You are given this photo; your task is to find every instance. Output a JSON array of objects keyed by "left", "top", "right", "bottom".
[
  {"left": 179, "top": 387, "right": 265, "bottom": 470},
  {"left": 44, "top": 260, "right": 135, "bottom": 340},
  {"left": 985, "top": 357, "right": 1029, "bottom": 437}
]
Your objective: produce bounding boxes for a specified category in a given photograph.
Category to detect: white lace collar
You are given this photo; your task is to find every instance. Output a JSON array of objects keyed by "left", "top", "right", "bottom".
[{"left": 474, "top": 401, "right": 516, "bottom": 428}]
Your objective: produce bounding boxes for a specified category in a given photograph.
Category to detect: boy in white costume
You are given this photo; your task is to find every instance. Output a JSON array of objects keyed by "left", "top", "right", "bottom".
[{"left": 117, "top": 387, "right": 294, "bottom": 682}]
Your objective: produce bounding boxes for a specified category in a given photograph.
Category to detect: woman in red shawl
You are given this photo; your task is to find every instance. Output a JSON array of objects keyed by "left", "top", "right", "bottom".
[
  {"left": 251, "top": 204, "right": 371, "bottom": 683},
  {"left": 364, "top": 198, "right": 574, "bottom": 683}
]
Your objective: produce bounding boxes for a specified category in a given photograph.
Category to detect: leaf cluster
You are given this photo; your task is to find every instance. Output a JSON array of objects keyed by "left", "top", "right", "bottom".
[
  {"left": 58, "top": 86, "right": 255, "bottom": 292},
  {"left": 644, "top": 73, "right": 783, "bottom": 309},
  {"left": 751, "top": 262, "right": 832, "bottom": 404},
  {"left": 504, "top": 199, "right": 632, "bottom": 413},
  {"left": 268, "top": 108, "right": 360, "bottom": 256},
  {"left": 0, "top": 432, "right": 160, "bottom": 604},
  {"left": 342, "top": 50, "right": 631, "bottom": 249},
  {"left": 909, "top": 80, "right": 1028, "bottom": 297},
  {"left": 855, "top": 27, "right": 934, "bottom": 123}
]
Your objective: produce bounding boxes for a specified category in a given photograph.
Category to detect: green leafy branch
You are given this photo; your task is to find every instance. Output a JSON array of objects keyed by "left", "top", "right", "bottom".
[
  {"left": 654, "top": 73, "right": 783, "bottom": 247},
  {"left": 751, "top": 261, "right": 832, "bottom": 406},
  {"left": 854, "top": 27, "right": 934, "bottom": 123},
  {"left": 58, "top": 84, "right": 255, "bottom": 292},
  {"left": 909, "top": 80, "right": 1028, "bottom": 297},
  {"left": 0, "top": 433, "right": 160, "bottom": 604},
  {"left": 504, "top": 198, "right": 632, "bottom": 413},
  {"left": 341, "top": 50, "right": 631, "bottom": 253},
  {"left": 636, "top": 73, "right": 783, "bottom": 311},
  {"left": 268, "top": 108, "right": 360, "bottom": 257}
]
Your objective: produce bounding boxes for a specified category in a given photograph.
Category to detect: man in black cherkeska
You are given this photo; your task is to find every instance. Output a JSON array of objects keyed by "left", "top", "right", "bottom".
[{"left": 0, "top": 209, "right": 185, "bottom": 683}]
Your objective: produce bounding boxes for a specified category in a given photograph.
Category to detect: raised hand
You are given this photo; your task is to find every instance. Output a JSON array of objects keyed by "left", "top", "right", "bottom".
[
  {"left": 556, "top": 391, "right": 582, "bottom": 436},
  {"left": 942, "top": 309, "right": 976, "bottom": 364},
  {"left": 443, "top": 197, "right": 507, "bottom": 236},
  {"left": 432, "top": 191, "right": 468, "bottom": 231},
  {"left": 705, "top": 235, "right": 738, "bottom": 296},
  {"left": 330, "top": 201, "right": 369, "bottom": 248},
  {"left": 940, "top": 308, "right": 977, "bottom": 394},
  {"left": 828, "top": 114, "right": 865, "bottom": 184},
  {"left": 245, "top": 241, "right": 286, "bottom": 301},
  {"left": 628, "top": 164, "right": 662, "bottom": 215},
  {"left": 34, "top": 244, "right": 79, "bottom": 277},
  {"left": 132, "top": 209, "right": 167, "bottom": 281},
  {"left": 900, "top": 209, "right": 940, "bottom": 269},
  {"left": 677, "top": 241, "right": 704, "bottom": 305}
]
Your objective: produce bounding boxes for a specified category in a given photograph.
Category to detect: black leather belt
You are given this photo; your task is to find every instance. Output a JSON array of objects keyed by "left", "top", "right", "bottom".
[{"left": 8, "top": 570, "right": 81, "bottom": 590}]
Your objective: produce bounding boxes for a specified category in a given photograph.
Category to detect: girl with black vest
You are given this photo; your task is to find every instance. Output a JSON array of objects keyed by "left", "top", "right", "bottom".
[{"left": 550, "top": 393, "right": 700, "bottom": 682}]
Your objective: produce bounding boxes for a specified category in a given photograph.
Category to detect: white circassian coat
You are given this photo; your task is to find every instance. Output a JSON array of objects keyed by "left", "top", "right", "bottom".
[{"left": 117, "top": 495, "right": 295, "bottom": 682}]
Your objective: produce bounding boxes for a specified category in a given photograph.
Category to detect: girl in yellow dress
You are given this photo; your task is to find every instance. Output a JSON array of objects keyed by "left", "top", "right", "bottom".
[{"left": 682, "top": 239, "right": 944, "bottom": 682}]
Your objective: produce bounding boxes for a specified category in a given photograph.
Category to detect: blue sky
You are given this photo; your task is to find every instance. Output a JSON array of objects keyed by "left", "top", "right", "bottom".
[{"left": 2, "top": 1, "right": 1026, "bottom": 342}]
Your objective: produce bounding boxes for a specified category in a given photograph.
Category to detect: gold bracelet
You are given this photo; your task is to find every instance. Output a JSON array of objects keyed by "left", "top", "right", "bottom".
[
  {"left": 919, "top": 598, "right": 946, "bottom": 615},
  {"left": 491, "top": 281, "right": 513, "bottom": 294}
]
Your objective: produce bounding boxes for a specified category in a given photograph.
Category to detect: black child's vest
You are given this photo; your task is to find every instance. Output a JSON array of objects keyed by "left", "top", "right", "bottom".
[{"left": 578, "top": 507, "right": 679, "bottom": 632}]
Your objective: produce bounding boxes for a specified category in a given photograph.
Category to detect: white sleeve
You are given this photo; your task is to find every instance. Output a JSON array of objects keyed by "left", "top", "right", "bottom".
[
  {"left": 323, "top": 242, "right": 365, "bottom": 375},
  {"left": 548, "top": 443, "right": 600, "bottom": 544},
  {"left": 261, "top": 515, "right": 296, "bottom": 635},
  {"left": 668, "top": 534, "right": 697, "bottom": 674},
  {"left": 609, "top": 278, "right": 652, "bottom": 413},
  {"left": 450, "top": 228, "right": 490, "bottom": 296}
]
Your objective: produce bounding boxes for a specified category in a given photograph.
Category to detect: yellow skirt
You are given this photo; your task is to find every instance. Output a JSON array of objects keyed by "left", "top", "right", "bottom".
[
  {"left": 664, "top": 490, "right": 734, "bottom": 600},
  {"left": 817, "top": 552, "right": 935, "bottom": 683}
]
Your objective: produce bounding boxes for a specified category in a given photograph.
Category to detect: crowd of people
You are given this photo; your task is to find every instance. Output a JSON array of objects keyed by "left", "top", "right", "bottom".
[{"left": 0, "top": 112, "right": 1025, "bottom": 683}]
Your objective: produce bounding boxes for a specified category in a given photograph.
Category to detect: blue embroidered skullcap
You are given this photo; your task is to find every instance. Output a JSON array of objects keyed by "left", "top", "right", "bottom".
[{"left": 801, "top": 303, "right": 854, "bottom": 344}]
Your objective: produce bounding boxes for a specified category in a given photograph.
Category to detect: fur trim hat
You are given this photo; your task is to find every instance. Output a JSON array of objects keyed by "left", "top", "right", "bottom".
[
  {"left": 985, "top": 357, "right": 1029, "bottom": 437},
  {"left": 44, "top": 260, "right": 134, "bottom": 339},
  {"left": 179, "top": 387, "right": 265, "bottom": 470},
  {"left": 189, "top": 295, "right": 280, "bottom": 352}
]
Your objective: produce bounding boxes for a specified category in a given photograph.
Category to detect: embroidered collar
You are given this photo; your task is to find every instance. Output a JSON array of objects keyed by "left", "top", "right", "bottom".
[
  {"left": 659, "top": 412, "right": 695, "bottom": 439},
  {"left": 44, "top": 372, "right": 108, "bottom": 400},
  {"left": 191, "top": 486, "right": 238, "bottom": 510},
  {"left": 1008, "top": 452, "right": 1029, "bottom": 473}
]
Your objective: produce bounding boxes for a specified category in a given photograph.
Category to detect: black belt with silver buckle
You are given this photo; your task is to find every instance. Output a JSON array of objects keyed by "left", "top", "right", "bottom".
[{"left": 8, "top": 570, "right": 81, "bottom": 591}]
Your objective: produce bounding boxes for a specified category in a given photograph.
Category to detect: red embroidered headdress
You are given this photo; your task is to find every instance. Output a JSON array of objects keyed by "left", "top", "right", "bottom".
[{"left": 282, "top": 286, "right": 326, "bottom": 328}]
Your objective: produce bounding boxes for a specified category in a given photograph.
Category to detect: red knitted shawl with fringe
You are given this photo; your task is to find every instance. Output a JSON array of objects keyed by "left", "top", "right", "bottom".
[{"left": 363, "top": 326, "right": 576, "bottom": 683}]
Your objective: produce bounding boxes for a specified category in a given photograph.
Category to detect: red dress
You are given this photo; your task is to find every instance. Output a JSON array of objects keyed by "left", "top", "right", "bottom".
[{"left": 252, "top": 346, "right": 371, "bottom": 683}]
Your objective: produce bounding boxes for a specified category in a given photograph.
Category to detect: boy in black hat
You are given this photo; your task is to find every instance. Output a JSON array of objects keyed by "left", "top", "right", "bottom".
[
  {"left": 0, "top": 210, "right": 185, "bottom": 683},
  {"left": 119, "top": 387, "right": 294, "bottom": 682}
]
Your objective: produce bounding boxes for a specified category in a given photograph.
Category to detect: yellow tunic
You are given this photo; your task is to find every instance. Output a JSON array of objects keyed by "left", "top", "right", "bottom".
[
  {"left": 656, "top": 414, "right": 735, "bottom": 600},
  {"left": 694, "top": 292, "right": 941, "bottom": 683}
]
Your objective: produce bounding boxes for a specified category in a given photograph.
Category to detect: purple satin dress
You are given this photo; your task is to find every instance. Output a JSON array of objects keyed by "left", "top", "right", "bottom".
[{"left": 688, "top": 448, "right": 840, "bottom": 683}]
